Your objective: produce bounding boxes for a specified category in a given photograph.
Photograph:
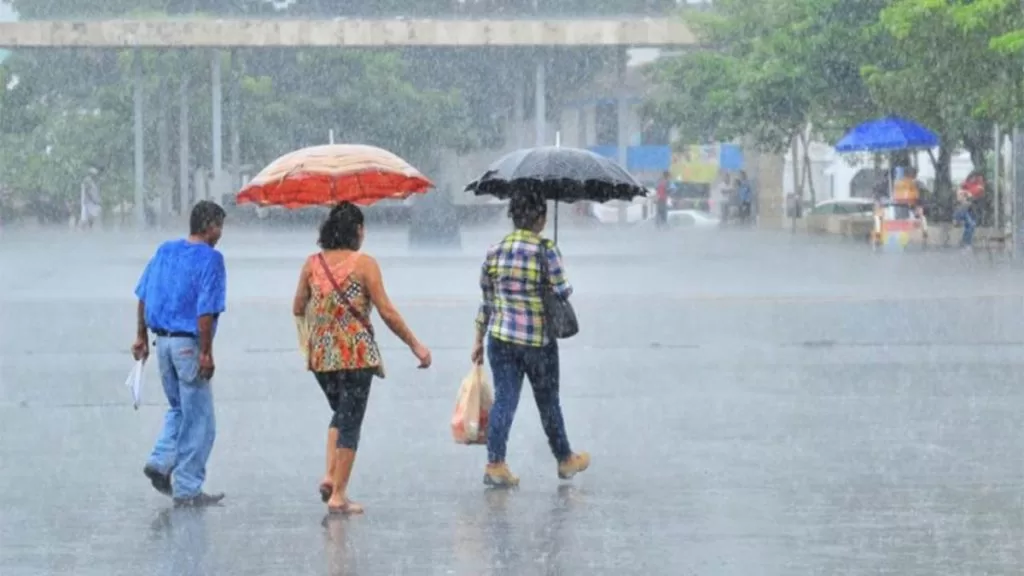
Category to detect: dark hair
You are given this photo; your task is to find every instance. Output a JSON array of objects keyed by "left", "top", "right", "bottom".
[
  {"left": 318, "top": 202, "right": 365, "bottom": 250},
  {"left": 508, "top": 191, "right": 547, "bottom": 230},
  {"left": 189, "top": 200, "right": 226, "bottom": 235}
]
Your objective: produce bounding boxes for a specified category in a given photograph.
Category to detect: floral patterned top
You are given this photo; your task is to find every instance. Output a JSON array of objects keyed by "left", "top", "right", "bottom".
[{"left": 304, "top": 252, "right": 384, "bottom": 377}]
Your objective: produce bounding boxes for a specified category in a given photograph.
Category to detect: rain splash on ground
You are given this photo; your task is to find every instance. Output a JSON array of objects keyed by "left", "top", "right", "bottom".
[{"left": 1, "top": 222, "right": 1022, "bottom": 575}]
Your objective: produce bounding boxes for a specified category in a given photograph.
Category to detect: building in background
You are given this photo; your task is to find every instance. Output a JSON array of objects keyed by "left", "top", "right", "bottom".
[
  {"left": 0, "top": 1, "right": 16, "bottom": 64},
  {"left": 440, "top": 45, "right": 744, "bottom": 204}
]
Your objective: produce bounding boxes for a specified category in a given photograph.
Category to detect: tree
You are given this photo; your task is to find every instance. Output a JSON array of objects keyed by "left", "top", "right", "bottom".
[
  {"left": 648, "top": 0, "right": 887, "bottom": 146},
  {"left": 644, "top": 51, "right": 744, "bottom": 145},
  {"left": 646, "top": 0, "right": 1024, "bottom": 215},
  {"left": 645, "top": 0, "right": 886, "bottom": 204},
  {"left": 1, "top": 0, "right": 656, "bottom": 219},
  {"left": 0, "top": 43, "right": 472, "bottom": 213},
  {"left": 246, "top": 48, "right": 472, "bottom": 172},
  {"left": 860, "top": 0, "right": 1024, "bottom": 216}
]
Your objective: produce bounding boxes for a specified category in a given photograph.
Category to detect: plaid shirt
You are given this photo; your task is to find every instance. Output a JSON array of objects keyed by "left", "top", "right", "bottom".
[{"left": 475, "top": 229, "right": 573, "bottom": 347}]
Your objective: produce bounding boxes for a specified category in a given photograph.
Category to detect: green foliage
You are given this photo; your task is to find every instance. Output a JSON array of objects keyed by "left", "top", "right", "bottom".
[
  {"left": 0, "top": 43, "right": 473, "bottom": 206},
  {"left": 1, "top": 0, "right": 626, "bottom": 208},
  {"left": 648, "top": 0, "right": 1024, "bottom": 199},
  {"left": 646, "top": 0, "right": 884, "bottom": 153},
  {"left": 644, "top": 51, "right": 744, "bottom": 145}
]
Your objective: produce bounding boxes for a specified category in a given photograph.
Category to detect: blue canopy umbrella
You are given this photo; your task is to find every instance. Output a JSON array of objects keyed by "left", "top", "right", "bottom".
[{"left": 835, "top": 116, "right": 939, "bottom": 153}]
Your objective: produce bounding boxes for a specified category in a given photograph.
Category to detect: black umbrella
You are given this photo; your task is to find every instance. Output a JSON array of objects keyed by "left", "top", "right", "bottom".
[{"left": 464, "top": 146, "right": 647, "bottom": 242}]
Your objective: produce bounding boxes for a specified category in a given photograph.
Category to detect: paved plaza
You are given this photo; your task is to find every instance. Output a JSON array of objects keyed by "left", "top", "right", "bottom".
[{"left": 1, "top": 222, "right": 1022, "bottom": 575}]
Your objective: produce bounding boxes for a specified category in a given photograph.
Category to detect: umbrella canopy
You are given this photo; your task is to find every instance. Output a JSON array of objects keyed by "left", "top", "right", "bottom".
[
  {"left": 835, "top": 116, "right": 939, "bottom": 153},
  {"left": 465, "top": 146, "right": 647, "bottom": 203},
  {"left": 236, "top": 144, "right": 433, "bottom": 209}
]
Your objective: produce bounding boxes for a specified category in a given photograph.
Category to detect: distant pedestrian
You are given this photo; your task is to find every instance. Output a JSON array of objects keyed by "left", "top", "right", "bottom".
[
  {"left": 132, "top": 200, "right": 227, "bottom": 507},
  {"left": 893, "top": 167, "right": 920, "bottom": 208},
  {"left": 79, "top": 171, "right": 102, "bottom": 229},
  {"left": 954, "top": 171, "right": 984, "bottom": 250},
  {"left": 292, "top": 202, "right": 431, "bottom": 515},
  {"left": 718, "top": 173, "right": 735, "bottom": 226},
  {"left": 471, "top": 191, "right": 589, "bottom": 488},
  {"left": 736, "top": 171, "right": 753, "bottom": 224},
  {"left": 655, "top": 170, "right": 671, "bottom": 227}
]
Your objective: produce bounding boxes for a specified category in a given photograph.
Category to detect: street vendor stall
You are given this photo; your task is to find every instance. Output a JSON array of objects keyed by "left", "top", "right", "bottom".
[{"left": 834, "top": 117, "right": 939, "bottom": 251}]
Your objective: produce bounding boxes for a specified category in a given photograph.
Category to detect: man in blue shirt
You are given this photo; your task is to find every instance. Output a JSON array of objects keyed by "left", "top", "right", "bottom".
[{"left": 132, "top": 200, "right": 227, "bottom": 507}]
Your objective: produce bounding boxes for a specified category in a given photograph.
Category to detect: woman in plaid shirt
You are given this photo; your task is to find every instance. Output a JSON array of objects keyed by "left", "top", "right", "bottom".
[{"left": 471, "top": 192, "right": 590, "bottom": 487}]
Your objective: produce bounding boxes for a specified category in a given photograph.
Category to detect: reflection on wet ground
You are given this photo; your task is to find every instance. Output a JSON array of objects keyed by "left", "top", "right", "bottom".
[{"left": 1, "top": 224, "right": 1022, "bottom": 575}]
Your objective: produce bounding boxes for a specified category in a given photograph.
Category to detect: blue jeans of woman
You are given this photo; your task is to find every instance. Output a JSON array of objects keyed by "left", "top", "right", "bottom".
[
  {"left": 486, "top": 335, "right": 572, "bottom": 464},
  {"left": 954, "top": 205, "right": 976, "bottom": 247}
]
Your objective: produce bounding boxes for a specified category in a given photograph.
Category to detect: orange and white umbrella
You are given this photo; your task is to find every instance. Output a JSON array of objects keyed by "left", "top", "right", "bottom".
[{"left": 235, "top": 144, "right": 433, "bottom": 209}]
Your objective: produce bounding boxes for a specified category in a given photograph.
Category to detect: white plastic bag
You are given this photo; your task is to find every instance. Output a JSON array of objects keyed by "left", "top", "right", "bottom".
[
  {"left": 125, "top": 359, "right": 146, "bottom": 410},
  {"left": 451, "top": 364, "right": 494, "bottom": 445}
]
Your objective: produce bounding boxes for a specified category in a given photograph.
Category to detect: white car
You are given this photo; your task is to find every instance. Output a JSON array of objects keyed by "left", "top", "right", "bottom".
[
  {"left": 805, "top": 198, "right": 876, "bottom": 234},
  {"left": 806, "top": 198, "right": 876, "bottom": 216},
  {"left": 590, "top": 198, "right": 653, "bottom": 224},
  {"left": 666, "top": 209, "right": 720, "bottom": 228}
]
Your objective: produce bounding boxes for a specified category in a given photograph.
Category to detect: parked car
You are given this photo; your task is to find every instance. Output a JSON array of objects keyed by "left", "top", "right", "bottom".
[
  {"left": 666, "top": 209, "right": 720, "bottom": 228},
  {"left": 806, "top": 198, "right": 875, "bottom": 234}
]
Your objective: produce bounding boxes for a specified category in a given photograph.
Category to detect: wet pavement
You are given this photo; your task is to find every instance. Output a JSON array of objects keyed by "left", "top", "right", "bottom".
[{"left": 1, "top": 223, "right": 1023, "bottom": 575}]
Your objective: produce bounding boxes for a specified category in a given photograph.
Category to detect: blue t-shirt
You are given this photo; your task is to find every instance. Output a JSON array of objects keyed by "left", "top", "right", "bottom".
[
  {"left": 738, "top": 182, "right": 753, "bottom": 202},
  {"left": 134, "top": 239, "right": 227, "bottom": 336}
]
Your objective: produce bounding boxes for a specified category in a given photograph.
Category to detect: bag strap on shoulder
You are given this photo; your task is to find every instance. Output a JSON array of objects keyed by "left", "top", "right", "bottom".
[{"left": 316, "top": 253, "right": 374, "bottom": 336}]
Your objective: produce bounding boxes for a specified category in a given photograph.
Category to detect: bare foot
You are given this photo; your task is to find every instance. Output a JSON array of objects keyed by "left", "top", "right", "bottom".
[{"left": 327, "top": 497, "right": 364, "bottom": 515}]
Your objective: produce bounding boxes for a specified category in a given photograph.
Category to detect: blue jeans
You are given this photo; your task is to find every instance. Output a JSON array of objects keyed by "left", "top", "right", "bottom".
[
  {"left": 146, "top": 336, "right": 216, "bottom": 499},
  {"left": 954, "top": 205, "right": 976, "bottom": 247},
  {"left": 486, "top": 336, "right": 572, "bottom": 464}
]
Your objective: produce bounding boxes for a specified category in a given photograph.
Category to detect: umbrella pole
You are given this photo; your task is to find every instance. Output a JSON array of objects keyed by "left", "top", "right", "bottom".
[
  {"left": 554, "top": 199, "right": 559, "bottom": 244},
  {"left": 554, "top": 130, "right": 561, "bottom": 244}
]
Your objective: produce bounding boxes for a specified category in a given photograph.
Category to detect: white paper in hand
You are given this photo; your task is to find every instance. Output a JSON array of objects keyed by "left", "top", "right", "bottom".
[{"left": 124, "top": 359, "right": 146, "bottom": 410}]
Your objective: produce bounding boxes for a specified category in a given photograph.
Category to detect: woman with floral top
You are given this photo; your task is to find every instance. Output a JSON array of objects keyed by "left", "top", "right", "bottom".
[
  {"left": 293, "top": 202, "right": 432, "bottom": 514},
  {"left": 471, "top": 192, "right": 590, "bottom": 487}
]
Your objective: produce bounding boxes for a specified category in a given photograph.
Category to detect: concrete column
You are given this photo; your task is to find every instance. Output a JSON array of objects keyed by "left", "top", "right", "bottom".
[
  {"left": 513, "top": 72, "right": 525, "bottom": 149},
  {"left": 745, "top": 137, "right": 786, "bottom": 229},
  {"left": 616, "top": 49, "right": 629, "bottom": 223},
  {"left": 994, "top": 124, "right": 1002, "bottom": 229},
  {"left": 132, "top": 49, "right": 145, "bottom": 229},
  {"left": 157, "top": 58, "right": 171, "bottom": 228},
  {"left": 178, "top": 64, "right": 190, "bottom": 215},
  {"left": 228, "top": 50, "right": 241, "bottom": 193},
  {"left": 211, "top": 50, "right": 223, "bottom": 203},
  {"left": 534, "top": 58, "right": 545, "bottom": 147},
  {"left": 1004, "top": 131, "right": 1013, "bottom": 238},
  {"left": 1013, "top": 126, "right": 1024, "bottom": 260}
]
